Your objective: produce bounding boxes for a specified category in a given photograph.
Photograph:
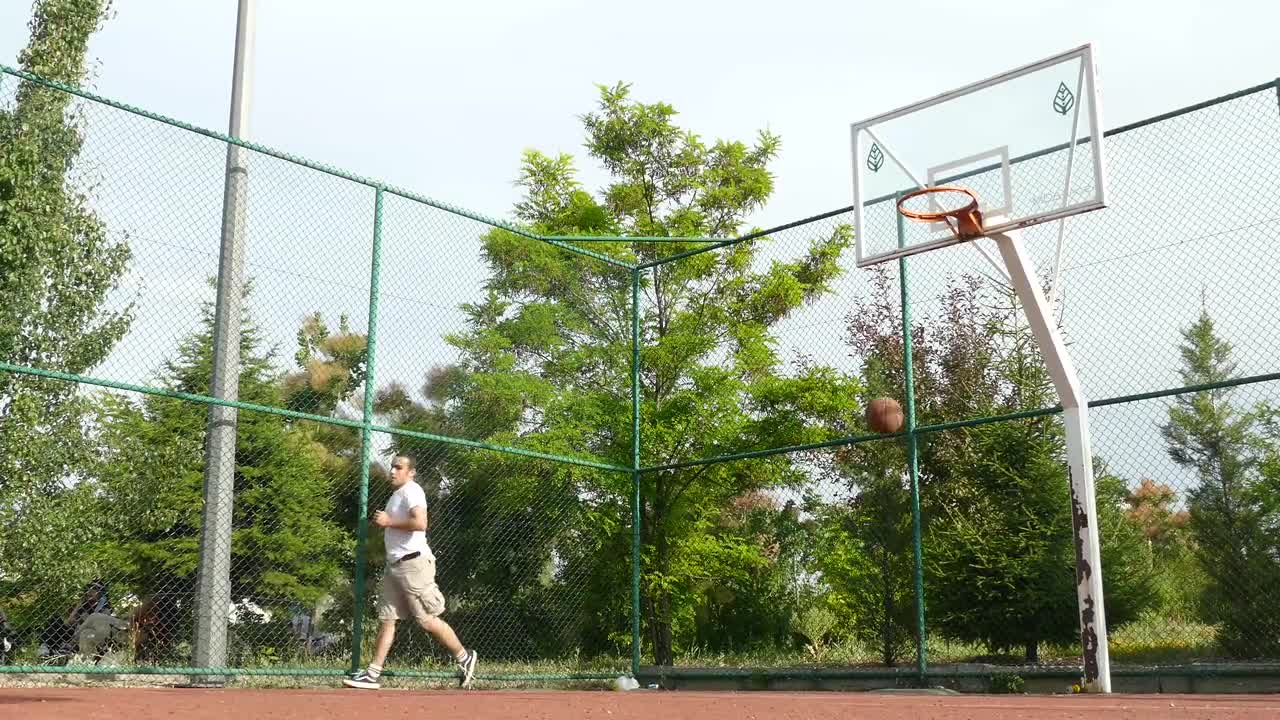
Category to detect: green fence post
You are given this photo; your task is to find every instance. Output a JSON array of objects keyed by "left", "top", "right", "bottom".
[
  {"left": 350, "top": 186, "right": 385, "bottom": 674},
  {"left": 630, "top": 267, "right": 643, "bottom": 678},
  {"left": 897, "top": 204, "right": 928, "bottom": 685}
]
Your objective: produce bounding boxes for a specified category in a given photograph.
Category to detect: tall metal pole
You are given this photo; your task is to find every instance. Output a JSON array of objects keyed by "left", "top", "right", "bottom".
[
  {"left": 897, "top": 209, "right": 927, "bottom": 686},
  {"left": 350, "top": 187, "right": 385, "bottom": 673},
  {"left": 193, "top": 0, "right": 255, "bottom": 680},
  {"left": 991, "top": 229, "right": 1111, "bottom": 693},
  {"left": 630, "top": 268, "right": 642, "bottom": 678}
]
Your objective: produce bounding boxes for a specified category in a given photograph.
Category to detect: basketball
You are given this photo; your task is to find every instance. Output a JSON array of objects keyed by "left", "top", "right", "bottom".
[{"left": 866, "top": 397, "right": 904, "bottom": 433}]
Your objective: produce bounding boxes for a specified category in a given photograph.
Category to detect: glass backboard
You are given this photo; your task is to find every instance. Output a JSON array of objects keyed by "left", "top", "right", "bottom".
[{"left": 850, "top": 44, "right": 1107, "bottom": 267}]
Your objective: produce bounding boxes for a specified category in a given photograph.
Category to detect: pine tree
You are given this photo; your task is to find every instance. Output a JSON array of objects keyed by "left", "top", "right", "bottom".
[
  {"left": 93, "top": 287, "right": 352, "bottom": 662},
  {"left": 1161, "top": 304, "right": 1280, "bottom": 655},
  {"left": 891, "top": 281, "right": 1154, "bottom": 661}
]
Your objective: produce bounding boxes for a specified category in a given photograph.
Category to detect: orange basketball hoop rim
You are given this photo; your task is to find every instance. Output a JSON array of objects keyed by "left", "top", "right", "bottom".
[{"left": 896, "top": 186, "right": 986, "bottom": 240}]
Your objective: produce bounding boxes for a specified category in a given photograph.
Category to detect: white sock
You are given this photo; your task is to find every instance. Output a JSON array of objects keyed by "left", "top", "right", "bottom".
[
  {"left": 455, "top": 649, "right": 469, "bottom": 663},
  {"left": 366, "top": 663, "right": 383, "bottom": 679}
]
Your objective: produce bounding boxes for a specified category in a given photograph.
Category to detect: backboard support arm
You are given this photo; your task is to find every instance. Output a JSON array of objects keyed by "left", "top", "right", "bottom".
[{"left": 989, "top": 228, "right": 1112, "bottom": 694}]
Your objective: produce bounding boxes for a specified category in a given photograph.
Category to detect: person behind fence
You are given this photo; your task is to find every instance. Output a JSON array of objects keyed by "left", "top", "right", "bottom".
[
  {"left": 38, "top": 579, "right": 113, "bottom": 659},
  {"left": 344, "top": 455, "right": 477, "bottom": 690},
  {"left": 0, "top": 608, "right": 14, "bottom": 664}
]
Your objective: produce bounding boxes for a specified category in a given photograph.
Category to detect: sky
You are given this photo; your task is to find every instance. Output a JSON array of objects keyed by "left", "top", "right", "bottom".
[
  {"left": 1, "top": 0, "right": 1279, "bottom": 487},
  {"left": 2, "top": 0, "right": 1276, "bottom": 228}
]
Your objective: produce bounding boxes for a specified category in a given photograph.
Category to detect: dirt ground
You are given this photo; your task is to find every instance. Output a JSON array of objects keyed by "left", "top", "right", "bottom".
[{"left": 2, "top": 687, "right": 1279, "bottom": 720}]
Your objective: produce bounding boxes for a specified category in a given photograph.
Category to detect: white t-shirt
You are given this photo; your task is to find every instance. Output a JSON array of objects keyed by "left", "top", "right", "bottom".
[{"left": 383, "top": 480, "right": 433, "bottom": 562}]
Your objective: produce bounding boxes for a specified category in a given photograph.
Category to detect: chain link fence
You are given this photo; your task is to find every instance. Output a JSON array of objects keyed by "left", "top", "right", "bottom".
[{"left": 2, "top": 63, "right": 1279, "bottom": 688}]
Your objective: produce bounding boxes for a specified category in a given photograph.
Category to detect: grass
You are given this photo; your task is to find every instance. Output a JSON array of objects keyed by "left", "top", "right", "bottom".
[
  {"left": 1104, "top": 613, "right": 1220, "bottom": 664},
  {"left": 670, "top": 614, "right": 1229, "bottom": 671},
  {"left": 0, "top": 643, "right": 631, "bottom": 691},
  {"left": 0, "top": 615, "right": 1261, "bottom": 690}
]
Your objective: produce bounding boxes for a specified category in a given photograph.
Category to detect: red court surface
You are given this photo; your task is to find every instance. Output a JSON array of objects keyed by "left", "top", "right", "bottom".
[{"left": 2, "top": 688, "right": 1279, "bottom": 720}]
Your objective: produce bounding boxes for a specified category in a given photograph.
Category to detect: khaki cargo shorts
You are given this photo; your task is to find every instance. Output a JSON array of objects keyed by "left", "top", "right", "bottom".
[{"left": 377, "top": 553, "right": 446, "bottom": 622}]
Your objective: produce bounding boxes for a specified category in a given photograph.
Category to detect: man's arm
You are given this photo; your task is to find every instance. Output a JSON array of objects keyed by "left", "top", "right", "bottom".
[
  {"left": 394, "top": 506, "right": 427, "bottom": 531},
  {"left": 374, "top": 505, "right": 428, "bottom": 531}
]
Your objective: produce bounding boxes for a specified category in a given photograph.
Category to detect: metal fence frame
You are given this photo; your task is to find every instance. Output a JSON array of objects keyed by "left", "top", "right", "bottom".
[{"left": 1, "top": 63, "right": 1279, "bottom": 686}]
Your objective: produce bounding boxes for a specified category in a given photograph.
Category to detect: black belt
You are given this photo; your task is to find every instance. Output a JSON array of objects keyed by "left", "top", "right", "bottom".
[{"left": 396, "top": 551, "right": 421, "bottom": 563}]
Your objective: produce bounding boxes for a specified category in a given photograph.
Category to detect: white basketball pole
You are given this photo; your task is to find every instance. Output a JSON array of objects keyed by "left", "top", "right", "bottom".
[{"left": 989, "top": 228, "right": 1111, "bottom": 694}]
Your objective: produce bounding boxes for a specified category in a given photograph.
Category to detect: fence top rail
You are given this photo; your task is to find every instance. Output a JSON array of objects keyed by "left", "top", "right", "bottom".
[
  {"left": 636, "top": 76, "right": 1280, "bottom": 269},
  {"left": 0, "top": 66, "right": 500, "bottom": 226},
  {"left": 4, "top": 66, "right": 1275, "bottom": 270},
  {"left": 0, "top": 64, "right": 636, "bottom": 269}
]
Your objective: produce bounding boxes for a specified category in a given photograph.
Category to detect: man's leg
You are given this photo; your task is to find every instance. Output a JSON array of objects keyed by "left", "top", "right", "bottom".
[
  {"left": 418, "top": 615, "right": 461, "bottom": 655},
  {"left": 419, "top": 615, "right": 478, "bottom": 688},
  {"left": 369, "top": 619, "right": 397, "bottom": 668},
  {"left": 342, "top": 619, "right": 396, "bottom": 689},
  {"left": 345, "top": 570, "right": 403, "bottom": 691},
  {"left": 399, "top": 555, "right": 478, "bottom": 688}
]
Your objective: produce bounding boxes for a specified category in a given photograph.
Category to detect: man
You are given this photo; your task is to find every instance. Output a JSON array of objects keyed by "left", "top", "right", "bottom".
[
  {"left": 0, "top": 609, "right": 13, "bottom": 665},
  {"left": 77, "top": 611, "right": 129, "bottom": 663},
  {"left": 344, "top": 455, "right": 478, "bottom": 689},
  {"left": 39, "top": 579, "right": 113, "bottom": 660}
]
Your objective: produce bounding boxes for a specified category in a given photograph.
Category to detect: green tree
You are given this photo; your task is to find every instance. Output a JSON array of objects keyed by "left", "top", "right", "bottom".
[
  {"left": 813, "top": 484, "right": 915, "bottom": 666},
  {"left": 1161, "top": 305, "right": 1280, "bottom": 655},
  {"left": 823, "top": 267, "right": 931, "bottom": 666},
  {"left": 373, "top": 364, "right": 628, "bottom": 661},
  {"left": 1248, "top": 409, "right": 1280, "bottom": 649},
  {"left": 280, "top": 312, "right": 370, "bottom": 646},
  {"left": 1124, "top": 479, "right": 1190, "bottom": 556},
  {"left": 846, "top": 270, "right": 1154, "bottom": 662},
  {"left": 923, "top": 286, "right": 1154, "bottom": 661},
  {"left": 92, "top": 287, "right": 352, "bottom": 662},
  {"left": 283, "top": 312, "right": 368, "bottom": 417},
  {"left": 1124, "top": 478, "right": 1204, "bottom": 620},
  {"left": 0, "top": 0, "right": 130, "bottom": 627},
  {"left": 685, "top": 490, "right": 816, "bottom": 656},
  {"left": 381, "top": 82, "right": 859, "bottom": 665},
  {"left": 282, "top": 313, "right": 369, "bottom": 532}
]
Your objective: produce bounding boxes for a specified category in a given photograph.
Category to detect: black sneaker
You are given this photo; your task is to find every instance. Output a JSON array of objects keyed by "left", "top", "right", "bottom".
[
  {"left": 343, "top": 669, "right": 382, "bottom": 690},
  {"left": 457, "top": 650, "right": 478, "bottom": 688}
]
